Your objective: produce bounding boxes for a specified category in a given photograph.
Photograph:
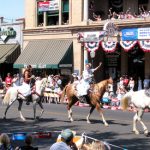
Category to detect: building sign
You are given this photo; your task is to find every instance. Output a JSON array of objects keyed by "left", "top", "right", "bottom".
[
  {"left": 122, "top": 28, "right": 138, "bottom": 41},
  {"left": 38, "top": 0, "right": 59, "bottom": 12},
  {"left": 103, "top": 21, "right": 118, "bottom": 37},
  {"left": 0, "top": 27, "right": 16, "bottom": 42},
  {"left": 77, "top": 31, "right": 105, "bottom": 43},
  {"left": 138, "top": 28, "right": 150, "bottom": 40}
]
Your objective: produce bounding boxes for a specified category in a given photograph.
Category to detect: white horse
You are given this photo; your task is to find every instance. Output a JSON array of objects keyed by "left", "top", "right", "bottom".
[
  {"left": 2, "top": 77, "right": 48, "bottom": 121},
  {"left": 121, "top": 90, "right": 150, "bottom": 136}
]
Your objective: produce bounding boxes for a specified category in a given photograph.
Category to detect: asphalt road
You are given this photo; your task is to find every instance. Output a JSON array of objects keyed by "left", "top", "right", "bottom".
[{"left": 0, "top": 100, "right": 150, "bottom": 150}]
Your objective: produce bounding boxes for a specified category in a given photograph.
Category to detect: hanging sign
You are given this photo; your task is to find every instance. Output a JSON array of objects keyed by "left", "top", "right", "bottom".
[
  {"left": 138, "top": 40, "right": 150, "bottom": 52},
  {"left": 120, "top": 41, "right": 137, "bottom": 52},
  {"left": 101, "top": 41, "right": 117, "bottom": 53},
  {"left": 121, "top": 28, "right": 138, "bottom": 41},
  {"left": 38, "top": 0, "right": 59, "bottom": 12},
  {"left": 0, "top": 27, "right": 16, "bottom": 42},
  {"left": 138, "top": 28, "right": 150, "bottom": 40},
  {"left": 77, "top": 31, "right": 105, "bottom": 43}
]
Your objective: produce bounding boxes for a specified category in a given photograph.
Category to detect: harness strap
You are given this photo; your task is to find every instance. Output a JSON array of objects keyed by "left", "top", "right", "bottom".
[{"left": 32, "top": 91, "right": 41, "bottom": 97}]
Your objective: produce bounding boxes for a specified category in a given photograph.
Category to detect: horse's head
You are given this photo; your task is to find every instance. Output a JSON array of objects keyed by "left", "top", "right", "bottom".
[
  {"left": 35, "top": 77, "right": 48, "bottom": 94},
  {"left": 108, "top": 77, "right": 113, "bottom": 84},
  {"left": 106, "top": 77, "right": 113, "bottom": 92}
]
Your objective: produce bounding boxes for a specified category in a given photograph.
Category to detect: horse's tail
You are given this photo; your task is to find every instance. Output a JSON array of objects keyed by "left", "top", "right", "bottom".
[
  {"left": 60, "top": 85, "right": 68, "bottom": 103},
  {"left": 3, "top": 89, "right": 11, "bottom": 105},
  {"left": 3, "top": 88, "right": 17, "bottom": 105},
  {"left": 121, "top": 92, "right": 132, "bottom": 111}
]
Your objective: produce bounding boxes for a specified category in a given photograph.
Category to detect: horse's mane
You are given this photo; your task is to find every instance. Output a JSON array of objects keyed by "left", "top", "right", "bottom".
[{"left": 95, "top": 79, "right": 109, "bottom": 89}]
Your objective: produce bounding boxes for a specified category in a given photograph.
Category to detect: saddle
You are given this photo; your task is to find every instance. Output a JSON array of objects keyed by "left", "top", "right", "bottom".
[
  {"left": 18, "top": 94, "right": 32, "bottom": 101},
  {"left": 144, "top": 88, "right": 150, "bottom": 97}
]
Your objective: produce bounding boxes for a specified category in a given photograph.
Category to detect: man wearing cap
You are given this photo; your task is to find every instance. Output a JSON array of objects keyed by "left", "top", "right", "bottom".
[{"left": 50, "top": 129, "right": 77, "bottom": 150}]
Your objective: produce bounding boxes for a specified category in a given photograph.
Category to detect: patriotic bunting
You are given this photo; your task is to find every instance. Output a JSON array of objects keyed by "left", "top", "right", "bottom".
[
  {"left": 120, "top": 41, "right": 137, "bottom": 52},
  {"left": 138, "top": 40, "right": 150, "bottom": 52},
  {"left": 101, "top": 41, "right": 117, "bottom": 53},
  {"left": 84, "top": 42, "right": 100, "bottom": 52}
]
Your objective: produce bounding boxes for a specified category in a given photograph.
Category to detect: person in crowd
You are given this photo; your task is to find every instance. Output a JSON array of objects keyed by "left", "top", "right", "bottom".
[
  {"left": 82, "top": 140, "right": 110, "bottom": 150},
  {"left": 123, "top": 75, "right": 129, "bottom": 90},
  {"left": 50, "top": 129, "right": 78, "bottom": 150},
  {"left": 93, "top": 13, "right": 101, "bottom": 21},
  {"left": 0, "top": 133, "right": 13, "bottom": 150},
  {"left": 128, "top": 77, "right": 135, "bottom": 91},
  {"left": 12, "top": 74, "right": 20, "bottom": 87},
  {"left": 143, "top": 75, "right": 150, "bottom": 89},
  {"left": 15, "top": 135, "right": 38, "bottom": 150},
  {"left": 138, "top": 76, "right": 142, "bottom": 91},
  {"left": 116, "top": 82, "right": 127, "bottom": 108},
  {"left": 0, "top": 75, "right": 4, "bottom": 89},
  {"left": 76, "top": 62, "right": 102, "bottom": 102},
  {"left": 5, "top": 73, "right": 12, "bottom": 90}
]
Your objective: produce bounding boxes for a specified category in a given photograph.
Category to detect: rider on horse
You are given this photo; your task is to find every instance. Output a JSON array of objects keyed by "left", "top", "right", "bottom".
[
  {"left": 76, "top": 62, "right": 102, "bottom": 103},
  {"left": 17, "top": 65, "right": 34, "bottom": 105}
]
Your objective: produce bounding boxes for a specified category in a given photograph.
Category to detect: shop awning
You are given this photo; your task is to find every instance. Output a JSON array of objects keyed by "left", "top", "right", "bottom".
[
  {"left": 0, "top": 44, "right": 20, "bottom": 63},
  {"left": 14, "top": 39, "right": 73, "bottom": 69}
]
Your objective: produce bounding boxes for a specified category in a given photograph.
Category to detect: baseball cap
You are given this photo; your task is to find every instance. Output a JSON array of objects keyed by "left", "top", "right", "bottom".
[{"left": 61, "top": 129, "right": 74, "bottom": 142}]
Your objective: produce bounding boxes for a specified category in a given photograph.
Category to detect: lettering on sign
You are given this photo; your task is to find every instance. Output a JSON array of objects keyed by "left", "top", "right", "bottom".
[{"left": 0, "top": 27, "right": 16, "bottom": 42}]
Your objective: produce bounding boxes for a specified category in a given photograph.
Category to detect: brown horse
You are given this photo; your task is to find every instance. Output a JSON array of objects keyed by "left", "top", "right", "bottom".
[{"left": 60, "top": 77, "right": 113, "bottom": 126}]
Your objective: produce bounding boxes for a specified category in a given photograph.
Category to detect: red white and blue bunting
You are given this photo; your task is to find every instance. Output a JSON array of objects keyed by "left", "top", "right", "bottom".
[
  {"left": 101, "top": 41, "right": 117, "bottom": 53},
  {"left": 120, "top": 41, "right": 137, "bottom": 52},
  {"left": 138, "top": 40, "right": 150, "bottom": 52},
  {"left": 84, "top": 42, "right": 100, "bottom": 52}
]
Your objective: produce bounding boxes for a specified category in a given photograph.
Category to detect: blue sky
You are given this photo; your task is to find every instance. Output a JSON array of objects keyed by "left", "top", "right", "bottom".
[{"left": 0, "top": 0, "right": 24, "bottom": 21}]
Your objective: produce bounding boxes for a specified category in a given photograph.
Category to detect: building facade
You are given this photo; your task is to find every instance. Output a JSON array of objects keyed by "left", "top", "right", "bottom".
[
  {"left": 15, "top": 0, "right": 150, "bottom": 82},
  {"left": 0, "top": 17, "right": 24, "bottom": 79}
]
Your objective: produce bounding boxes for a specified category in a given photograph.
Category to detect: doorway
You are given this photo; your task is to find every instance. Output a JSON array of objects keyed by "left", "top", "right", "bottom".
[{"left": 128, "top": 46, "right": 145, "bottom": 80}]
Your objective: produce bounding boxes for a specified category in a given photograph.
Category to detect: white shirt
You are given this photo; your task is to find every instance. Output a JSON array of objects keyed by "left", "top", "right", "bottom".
[{"left": 82, "top": 69, "right": 94, "bottom": 83}]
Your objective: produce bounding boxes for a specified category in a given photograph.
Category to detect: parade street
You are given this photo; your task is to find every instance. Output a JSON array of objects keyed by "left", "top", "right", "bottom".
[{"left": 0, "top": 101, "right": 150, "bottom": 150}]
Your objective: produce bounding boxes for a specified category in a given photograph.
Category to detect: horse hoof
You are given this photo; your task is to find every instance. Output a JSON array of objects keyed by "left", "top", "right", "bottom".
[
  {"left": 36, "top": 116, "right": 40, "bottom": 120},
  {"left": 87, "top": 121, "right": 91, "bottom": 124},
  {"left": 3, "top": 117, "right": 6, "bottom": 120},
  {"left": 133, "top": 130, "right": 139, "bottom": 135},
  {"left": 144, "top": 131, "right": 149, "bottom": 137},
  {"left": 105, "top": 124, "right": 109, "bottom": 127}
]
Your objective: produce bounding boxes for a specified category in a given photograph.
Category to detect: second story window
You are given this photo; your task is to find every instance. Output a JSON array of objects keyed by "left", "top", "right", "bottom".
[
  {"left": 37, "top": 0, "right": 70, "bottom": 26},
  {"left": 62, "top": 0, "right": 69, "bottom": 25},
  {"left": 37, "top": 0, "right": 59, "bottom": 26}
]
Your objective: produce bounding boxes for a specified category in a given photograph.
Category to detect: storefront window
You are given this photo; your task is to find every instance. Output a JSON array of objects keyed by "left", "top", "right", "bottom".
[{"left": 62, "top": 0, "right": 69, "bottom": 25}]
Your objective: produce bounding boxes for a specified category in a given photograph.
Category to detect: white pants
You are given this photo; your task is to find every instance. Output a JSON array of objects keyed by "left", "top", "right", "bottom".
[
  {"left": 76, "top": 80, "right": 90, "bottom": 96},
  {"left": 17, "top": 82, "right": 31, "bottom": 97}
]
